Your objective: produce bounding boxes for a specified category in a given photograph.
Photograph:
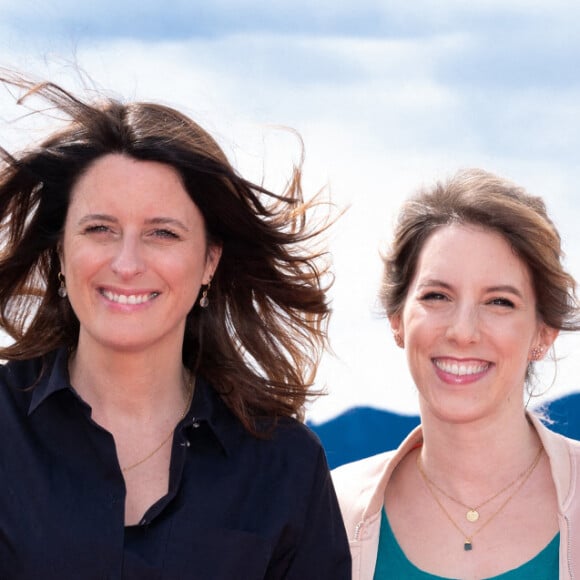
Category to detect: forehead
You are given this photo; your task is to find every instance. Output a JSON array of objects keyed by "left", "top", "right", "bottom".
[
  {"left": 412, "top": 224, "right": 534, "bottom": 293},
  {"left": 67, "top": 154, "right": 196, "bottom": 215}
]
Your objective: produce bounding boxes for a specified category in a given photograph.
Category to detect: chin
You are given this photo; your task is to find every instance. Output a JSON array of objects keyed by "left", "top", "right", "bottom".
[{"left": 426, "top": 400, "right": 495, "bottom": 426}]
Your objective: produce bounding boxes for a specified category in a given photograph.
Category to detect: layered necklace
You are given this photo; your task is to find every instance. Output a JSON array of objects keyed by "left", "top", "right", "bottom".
[
  {"left": 416, "top": 446, "right": 543, "bottom": 551},
  {"left": 121, "top": 373, "right": 195, "bottom": 473}
]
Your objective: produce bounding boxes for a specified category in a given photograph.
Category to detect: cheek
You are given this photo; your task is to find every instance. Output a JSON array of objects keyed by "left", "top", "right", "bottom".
[
  {"left": 402, "top": 308, "right": 442, "bottom": 343},
  {"left": 62, "top": 247, "right": 104, "bottom": 288},
  {"left": 165, "top": 255, "right": 206, "bottom": 295},
  {"left": 485, "top": 316, "right": 536, "bottom": 344},
  {"left": 402, "top": 321, "right": 434, "bottom": 377},
  {"left": 62, "top": 231, "right": 95, "bottom": 264}
]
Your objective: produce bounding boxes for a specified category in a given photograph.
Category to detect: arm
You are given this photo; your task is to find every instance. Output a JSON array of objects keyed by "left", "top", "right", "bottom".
[{"left": 267, "top": 447, "right": 352, "bottom": 579}]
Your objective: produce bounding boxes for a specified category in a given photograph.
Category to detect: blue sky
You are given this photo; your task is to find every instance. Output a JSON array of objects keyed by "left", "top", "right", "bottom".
[{"left": 1, "top": 1, "right": 580, "bottom": 422}]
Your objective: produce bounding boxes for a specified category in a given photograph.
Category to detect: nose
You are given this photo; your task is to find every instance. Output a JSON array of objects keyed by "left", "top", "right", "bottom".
[
  {"left": 110, "top": 235, "right": 146, "bottom": 278},
  {"left": 445, "top": 302, "right": 480, "bottom": 344}
]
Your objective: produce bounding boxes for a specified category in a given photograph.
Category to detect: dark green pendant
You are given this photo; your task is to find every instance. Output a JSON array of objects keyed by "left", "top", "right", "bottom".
[{"left": 464, "top": 540, "right": 473, "bottom": 551}]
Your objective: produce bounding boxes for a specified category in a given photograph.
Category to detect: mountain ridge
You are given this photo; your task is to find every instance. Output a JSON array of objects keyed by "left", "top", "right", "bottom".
[{"left": 309, "top": 393, "right": 580, "bottom": 469}]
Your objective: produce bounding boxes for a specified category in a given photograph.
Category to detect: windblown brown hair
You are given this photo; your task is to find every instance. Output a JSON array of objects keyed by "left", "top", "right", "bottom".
[
  {"left": 381, "top": 168, "right": 580, "bottom": 332},
  {"left": 0, "top": 72, "right": 332, "bottom": 435}
]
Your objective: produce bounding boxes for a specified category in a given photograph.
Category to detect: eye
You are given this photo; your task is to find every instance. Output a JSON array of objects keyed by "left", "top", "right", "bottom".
[
  {"left": 420, "top": 291, "right": 448, "bottom": 301},
  {"left": 83, "top": 224, "right": 111, "bottom": 234},
  {"left": 152, "top": 228, "right": 180, "bottom": 240},
  {"left": 488, "top": 297, "right": 515, "bottom": 308}
]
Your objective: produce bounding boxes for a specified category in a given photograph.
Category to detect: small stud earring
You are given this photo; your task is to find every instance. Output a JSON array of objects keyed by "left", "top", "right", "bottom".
[
  {"left": 199, "top": 281, "right": 211, "bottom": 308},
  {"left": 57, "top": 272, "right": 67, "bottom": 298},
  {"left": 530, "top": 346, "right": 544, "bottom": 361}
]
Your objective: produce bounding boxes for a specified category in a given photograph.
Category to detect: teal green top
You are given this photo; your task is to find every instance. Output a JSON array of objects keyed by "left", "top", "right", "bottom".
[{"left": 374, "top": 509, "right": 559, "bottom": 579}]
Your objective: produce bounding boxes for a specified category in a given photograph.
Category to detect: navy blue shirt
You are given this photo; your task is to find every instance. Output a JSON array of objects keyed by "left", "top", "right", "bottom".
[{"left": 0, "top": 349, "right": 351, "bottom": 579}]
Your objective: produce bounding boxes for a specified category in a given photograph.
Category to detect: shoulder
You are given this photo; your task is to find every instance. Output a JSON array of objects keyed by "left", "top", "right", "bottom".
[
  {"left": 198, "top": 378, "right": 324, "bottom": 456},
  {"left": 329, "top": 451, "right": 396, "bottom": 540},
  {"left": 0, "top": 356, "right": 44, "bottom": 401},
  {"left": 0, "top": 351, "right": 67, "bottom": 414},
  {"left": 256, "top": 417, "right": 329, "bottom": 469},
  {"left": 270, "top": 417, "right": 325, "bottom": 450},
  {"left": 332, "top": 450, "right": 396, "bottom": 499},
  {"left": 205, "top": 389, "right": 326, "bottom": 462},
  {"left": 542, "top": 423, "right": 580, "bottom": 461},
  {"left": 531, "top": 413, "right": 580, "bottom": 455},
  {"left": 206, "top": 392, "right": 329, "bottom": 478},
  {"left": 331, "top": 423, "right": 424, "bottom": 495},
  {"left": 530, "top": 415, "right": 580, "bottom": 503},
  {"left": 0, "top": 355, "right": 50, "bottom": 429},
  {"left": 331, "top": 425, "right": 424, "bottom": 530}
]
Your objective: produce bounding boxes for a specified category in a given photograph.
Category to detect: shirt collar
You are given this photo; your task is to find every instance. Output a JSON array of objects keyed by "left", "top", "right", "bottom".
[
  {"left": 28, "top": 348, "right": 73, "bottom": 415},
  {"left": 186, "top": 376, "right": 241, "bottom": 456},
  {"left": 27, "top": 348, "right": 243, "bottom": 457}
]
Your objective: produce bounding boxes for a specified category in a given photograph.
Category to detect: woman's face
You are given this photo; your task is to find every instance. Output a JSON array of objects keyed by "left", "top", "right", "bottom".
[
  {"left": 391, "top": 223, "right": 557, "bottom": 426},
  {"left": 61, "top": 154, "right": 221, "bottom": 355}
]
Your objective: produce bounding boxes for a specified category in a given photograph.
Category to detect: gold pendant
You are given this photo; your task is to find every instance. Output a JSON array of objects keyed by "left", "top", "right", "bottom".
[{"left": 466, "top": 509, "right": 479, "bottom": 522}]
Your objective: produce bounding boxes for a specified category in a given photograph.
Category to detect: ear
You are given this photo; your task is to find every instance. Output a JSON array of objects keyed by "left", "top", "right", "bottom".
[
  {"left": 389, "top": 314, "right": 401, "bottom": 334},
  {"left": 530, "top": 324, "right": 559, "bottom": 361},
  {"left": 57, "top": 242, "right": 64, "bottom": 269},
  {"left": 539, "top": 323, "right": 559, "bottom": 349},
  {"left": 203, "top": 243, "right": 222, "bottom": 284},
  {"left": 389, "top": 313, "right": 405, "bottom": 349}
]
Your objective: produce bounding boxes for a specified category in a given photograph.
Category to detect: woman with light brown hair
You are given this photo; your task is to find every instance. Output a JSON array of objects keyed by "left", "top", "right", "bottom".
[
  {"left": 0, "top": 72, "right": 350, "bottom": 578},
  {"left": 333, "top": 169, "right": 580, "bottom": 578}
]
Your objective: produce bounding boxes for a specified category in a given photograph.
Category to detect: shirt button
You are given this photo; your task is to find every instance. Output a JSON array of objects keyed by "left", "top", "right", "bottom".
[
  {"left": 192, "top": 417, "right": 200, "bottom": 428},
  {"left": 180, "top": 440, "right": 191, "bottom": 447}
]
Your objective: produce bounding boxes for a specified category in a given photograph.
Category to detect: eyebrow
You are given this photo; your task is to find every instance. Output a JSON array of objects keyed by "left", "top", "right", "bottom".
[
  {"left": 416, "top": 279, "right": 452, "bottom": 293},
  {"left": 78, "top": 214, "right": 190, "bottom": 232},
  {"left": 417, "top": 279, "right": 524, "bottom": 299},
  {"left": 486, "top": 285, "right": 524, "bottom": 299}
]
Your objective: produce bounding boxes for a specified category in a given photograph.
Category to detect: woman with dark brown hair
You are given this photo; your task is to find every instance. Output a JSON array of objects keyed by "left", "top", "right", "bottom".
[
  {"left": 333, "top": 169, "right": 580, "bottom": 579},
  {"left": 0, "top": 72, "right": 350, "bottom": 579}
]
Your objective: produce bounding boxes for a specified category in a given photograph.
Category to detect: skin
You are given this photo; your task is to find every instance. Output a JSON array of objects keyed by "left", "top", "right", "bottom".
[
  {"left": 385, "top": 223, "right": 559, "bottom": 578},
  {"left": 61, "top": 153, "right": 221, "bottom": 358},
  {"left": 60, "top": 153, "right": 222, "bottom": 524},
  {"left": 391, "top": 223, "right": 557, "bottom": 428}
]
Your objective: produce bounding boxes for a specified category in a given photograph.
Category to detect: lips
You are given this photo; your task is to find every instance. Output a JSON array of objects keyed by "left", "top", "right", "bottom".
[
  {"left": 100, "top": 289, "right": 159, "bottom": 305},
  {"left": 433, "top": 358, "right": 490, "bottom": 376}
]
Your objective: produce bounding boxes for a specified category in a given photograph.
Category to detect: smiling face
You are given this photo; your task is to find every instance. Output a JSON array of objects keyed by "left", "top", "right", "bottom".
[
  {"left": 61, "top": 154, "right": 221, "bottom": 356},
  {"left": 390, "top": 223, "right": 557, "bottom": 425}
]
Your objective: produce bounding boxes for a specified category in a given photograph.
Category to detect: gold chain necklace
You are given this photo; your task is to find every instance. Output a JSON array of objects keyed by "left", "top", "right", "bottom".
[
  {"left": 121, "top": 373, "right": 194, "bottom": 473},
  {"left": 416, "top": 447, "right": 543, "bottom": 551},
  {"left": 418, "top": 445, "right": 543, "bottom": 523}
]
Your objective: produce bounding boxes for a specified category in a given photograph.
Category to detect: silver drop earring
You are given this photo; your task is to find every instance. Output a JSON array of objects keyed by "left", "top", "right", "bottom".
[
  {"left": 199, "top": 281, "right": 211, "bottom": 308},
  {"left": 57, "top": 272, "right": 68, "bottom": 298}
]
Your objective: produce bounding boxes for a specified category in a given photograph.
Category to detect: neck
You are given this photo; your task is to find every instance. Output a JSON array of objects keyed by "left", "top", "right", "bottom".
[
  {"left": 418, "top": 407, "right": 540, "bottom": 497},
  {"left": 69, "top": 335, "right": 188, "bottom": 419}
]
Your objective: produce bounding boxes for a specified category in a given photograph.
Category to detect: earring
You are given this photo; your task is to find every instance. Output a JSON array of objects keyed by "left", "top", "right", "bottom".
[
  {"left": 394, "top": 331, "right": 404, "bottom": 349},
  {"left": 530, "top": 346, "right": 544, "bottom": 361},
  {"left": 57, "top": 272, "right": 67, "bottom": 298},
  {"left": 199, "top": 281, "right": 211, "bottom": 308}
]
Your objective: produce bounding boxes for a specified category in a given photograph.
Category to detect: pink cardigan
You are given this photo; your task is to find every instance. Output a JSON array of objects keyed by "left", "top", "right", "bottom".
[{"left": 332, "top": 414, "right": 580, "bottom": 579}]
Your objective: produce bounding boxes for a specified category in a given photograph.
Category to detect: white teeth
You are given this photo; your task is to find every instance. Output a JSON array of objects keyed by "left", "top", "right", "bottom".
[
  {"left": 102, "top": 290, "right": 158, "bottom": 304},
  {"left": 435, "top": 359, "right": 489, "bottom": 376}
]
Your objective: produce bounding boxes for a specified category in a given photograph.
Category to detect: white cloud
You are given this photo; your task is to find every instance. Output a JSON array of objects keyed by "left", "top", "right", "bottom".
[{"left": 1, "top": 7, "right": 580, "bottom": 422}]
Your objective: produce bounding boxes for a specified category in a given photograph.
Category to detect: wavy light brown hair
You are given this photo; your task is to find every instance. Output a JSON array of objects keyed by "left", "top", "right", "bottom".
[
  {"left": 381, "top": 168, "right": 580, "bottom": 333},
  {"left": 0, "top": 72, "right": 332, "bottom": 434}
]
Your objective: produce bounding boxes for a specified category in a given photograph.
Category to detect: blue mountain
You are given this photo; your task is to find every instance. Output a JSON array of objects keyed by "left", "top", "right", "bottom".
[{"left": 309, "top": 393, "right": 580, "bottom": 469}]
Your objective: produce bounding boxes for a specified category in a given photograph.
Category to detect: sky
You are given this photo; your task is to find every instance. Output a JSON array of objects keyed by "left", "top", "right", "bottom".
[{"left": 1, "top": 1, "right": 580, "bottom": 423}]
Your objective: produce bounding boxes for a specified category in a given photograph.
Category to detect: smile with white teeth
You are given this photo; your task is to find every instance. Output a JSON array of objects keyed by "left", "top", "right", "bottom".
[
  {"left": 433, "top": 359, "right": 489, "bottom": 376},
  {"left": 101, "top": 290, "right": 159, "bottom": 305}
]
